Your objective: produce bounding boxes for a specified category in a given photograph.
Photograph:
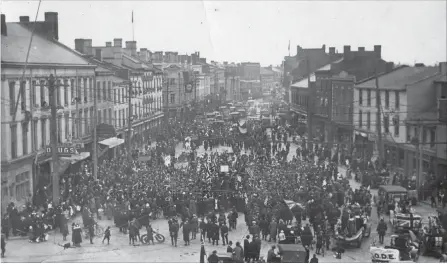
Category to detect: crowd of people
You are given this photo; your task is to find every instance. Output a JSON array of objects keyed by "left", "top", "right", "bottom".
[{"left": 1, "top": 99, "right": 375, "bottom": 262}]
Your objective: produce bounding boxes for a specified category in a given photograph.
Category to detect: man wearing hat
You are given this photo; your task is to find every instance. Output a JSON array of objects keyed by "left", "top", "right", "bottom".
[{"left": 207, "top": 250, "right": 219, "bottom": 263}]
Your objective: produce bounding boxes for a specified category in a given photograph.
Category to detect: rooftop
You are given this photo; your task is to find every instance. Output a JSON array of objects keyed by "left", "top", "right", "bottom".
[
  {"left": 355, "top": 66, "right": 440, "bottom": 90},
  {"left": 260, "top": 67, "right": 274, "bottom": 75},
  {"left": 2, "top": 23, "right": 92, "bottom": 66}
]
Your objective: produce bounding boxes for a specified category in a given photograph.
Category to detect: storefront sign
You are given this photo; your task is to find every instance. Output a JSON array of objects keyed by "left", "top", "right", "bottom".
[{"left": 45, "top": 145, "right": 77, "bottom": 156}]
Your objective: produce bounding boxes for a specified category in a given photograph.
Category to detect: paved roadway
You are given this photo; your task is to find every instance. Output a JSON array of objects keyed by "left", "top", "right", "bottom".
[{"left": 3, "top": 143, "right": 440, "bottom": 262}]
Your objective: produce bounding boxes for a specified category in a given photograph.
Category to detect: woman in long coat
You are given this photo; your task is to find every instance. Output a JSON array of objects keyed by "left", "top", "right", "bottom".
[
  {"left": 72, "top": 223, "right": 82, "bottom": 246},
  {"left": 60, "top": 216, "right": 69, "bottom": 241}
]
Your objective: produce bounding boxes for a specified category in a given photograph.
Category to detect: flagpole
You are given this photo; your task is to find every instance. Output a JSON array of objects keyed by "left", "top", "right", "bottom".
[{"left": 132, "top": 10, "right": 135, "bottom": 41}]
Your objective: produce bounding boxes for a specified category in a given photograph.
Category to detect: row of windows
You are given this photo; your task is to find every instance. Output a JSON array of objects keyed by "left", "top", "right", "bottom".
[
  {"left": 358, "top": 89, "right": 400, "bottom": 109},
  {"left": 7, "top": 78, "right": 162, "bottom": 116},
  {"left": 358, "top": 110, "right": 400, "bottom": 136}
]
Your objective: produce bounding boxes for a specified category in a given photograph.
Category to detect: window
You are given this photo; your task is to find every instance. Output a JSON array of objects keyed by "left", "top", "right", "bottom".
[
  {"left": 70, "top": 79, "right": 75, "bottom": 102},
  {"left": 57, "top": 115, "right": 62, "bottom": 143},
  {"left": 383, "top": 115, "right": 389, "bottom": 133},
  {"left": 430, "top": 129, "right": 436, "bottom": 148},
  {"left": 64, "top": 79, "right": 68, "bottom": 105},
  {"left": 33, "top": 120, "right": 38, "bottom": 150},
  {"left": 65, "top": 113, "right": 70, "bottom": 140},
  {"left": 56, "top": 80, "right": 61, "bottom": 106},
  {"left": 366, "top": 112, "right": 371, "bottom": 130},
  {"left": 359, "top": 110, "right": 363, "bottom": 128},
  {"left": 77, "top": 78, "right": 81, "bottom": 100},
  {"left": 385, "top": 91, "right": 389, "bottom": 108},
  {"left": 11, "top": 124, "right": 17, "bottom": 159},
  {"left": 89, "top": 78, "right": 93, "bottom": 103},
  {"left": 423, "top": 128, "right": 427, "bottom": 144},
  {"left": 393, "top": 116, "right": 400, "bottom": 136},
  {"left": 104, "top": 110, "right": 107, "bottom": 124},
  {"left": 114, "top": 89, "right": 117, "bottom": 103},
  {"left": 367, "top": 89, "right": 371, "bottom": 106},
  {"left": 395, "top": 91, "right": 400, "bottom": 109},
  {"left": 84, "top": 78, "right": 88, "bottom": 103},
  {"left": 103, "top": 81, "right": 107, "bottom": 102},
  {"left": 71, "top": 112, "right": 76, "bottom": 138},
  {"left": 97, "top": 82, "right": 101, "bottom": 101},
  {"left": 109, "top": 108, "right": 112, "bottom": 124},
  {"left": 84, "top": 109, "right": 89, "bottom": 134},
  {"left": 40, "top": 80, "right": 46, "bottom": 106},
  {"left": 9, "top": 81, "right": 16, "bottom": 114},
  {"left": 98, "top": 110, "right": 102, "bottom": 124},
  {"left": 41, "top": 119, "right": 47, "bottom": 148},
  {"left": 31, "top": 80, "right": 37, "bottom": 106},
  {"left": 20, "top": 81, "right": 27, "bottom": 111},
  {"left": 79, "top": 112, "right": 84, "bottom": 136},
  {"left": 15, "top": 172, "right": 30, "bottom": 201},
  {"left": 22, "top": 122, "right": 28, "bottom": 155},
  {"left": 170, "top": 94, "right": 175, "bottom": 104},
  {"left": 108, "top": 81, "right": 112, "bottom": 100},
  {"left": 90, "top": 107, "right": 94, "bottom": 127}
]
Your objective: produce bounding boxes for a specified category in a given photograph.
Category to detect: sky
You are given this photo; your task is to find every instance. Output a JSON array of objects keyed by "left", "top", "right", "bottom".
[{"left": 2, "top": 1, "right": 446, "bottom": 67}]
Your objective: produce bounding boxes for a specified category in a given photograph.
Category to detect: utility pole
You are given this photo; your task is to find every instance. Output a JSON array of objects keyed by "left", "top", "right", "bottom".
[
  {"left": 375, "top": 68, "right": 384, "bottom": 168},
  {"left": 417, "top": 119, "right": 423, "bottom": 192},
  {"left": 48, "top": 74, "right": 59, "bottom": 204},
  {"left": 306, "top": 57, "right": 313, "bottom": 151},
  {"left": 128, "top": 81, "right": 133, "bottom": 159},
  {"left": 92, "top": 74, "right": 98, "bottom": 180}
]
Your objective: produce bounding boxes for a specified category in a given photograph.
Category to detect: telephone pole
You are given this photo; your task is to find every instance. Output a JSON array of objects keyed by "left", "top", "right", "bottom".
[
  {"left": 306, "top": 57, "right": 314, "bottom": 151},
  {"left": 48, "top": 74, "right": 59, "bottom": 204},
  {"left": 92, "top": 74, "right": 98, "bottom": 180},
  {"left": 127, "top": 81, "right": 133, "bottom": 159},
  {"left": 375, "top": 69, "right": 384, "bottom": 168}
]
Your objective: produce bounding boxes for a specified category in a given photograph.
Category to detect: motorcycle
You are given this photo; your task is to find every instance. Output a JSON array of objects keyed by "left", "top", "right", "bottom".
[{"left": 140, "top": 228, "right": 165, "bottom": 244}]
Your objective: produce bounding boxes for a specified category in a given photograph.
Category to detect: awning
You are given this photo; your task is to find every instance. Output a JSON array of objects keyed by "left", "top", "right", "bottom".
[
  {"left": 60, "top": 152, "right": 90, "bottom": 164},
  {"left": 99, "top": 137, "right": 125, "bottom": 149}
]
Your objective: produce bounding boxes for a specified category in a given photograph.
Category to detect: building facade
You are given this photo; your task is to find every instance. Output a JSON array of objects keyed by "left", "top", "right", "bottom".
[
  {"left": 260, "top": 67, "right": 275, "bottom": 93},
  {"left": 354, "top": 64, "right": 445, "bottom": 185},
  {"left": 1, "top": 13, "right": 96, "bottom": 210}
]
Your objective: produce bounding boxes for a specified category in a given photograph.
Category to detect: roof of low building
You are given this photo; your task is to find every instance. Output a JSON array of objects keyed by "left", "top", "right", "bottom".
[
  {"left": 355, "top": 65, "right": 440, "bottom": 90},
  {"left": 260, "top": 67, "right": 274, "bottom": 75},
  {"left": 2, "top": 23, "right": 92, "bottom": 66}
]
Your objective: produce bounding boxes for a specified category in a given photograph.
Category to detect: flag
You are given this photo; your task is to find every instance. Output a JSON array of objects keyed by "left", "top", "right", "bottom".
[
  {"left": 284, "top": 199, "right": 304, "bottom": 211},
  {"left": 132, "top": 11, "right": 134, "bottom": 23},
  {"left": 288, "top": 40, "right": 290, "bottom": 52}
]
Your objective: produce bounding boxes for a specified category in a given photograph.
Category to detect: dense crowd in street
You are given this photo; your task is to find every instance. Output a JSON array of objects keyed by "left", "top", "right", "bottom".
[{"left": 0, "top": 103, "right": 378, "bottom": 262}]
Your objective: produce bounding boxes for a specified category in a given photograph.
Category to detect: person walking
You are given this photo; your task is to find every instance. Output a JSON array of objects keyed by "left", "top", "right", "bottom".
[
  {"left": 221, "top": 223, "right": 229, "bottom": 246},
  {"left": 102, "top": 227, "right": 111, "bottom": 245},
  {"left": 377, "top": 218, "right": 387, "bottom": 244},
  {"left": 145, "top": 224, "right": 155, "bottom": 245},
  {"left": 88, "top": 223, "right": 95, "bottom": 244}
]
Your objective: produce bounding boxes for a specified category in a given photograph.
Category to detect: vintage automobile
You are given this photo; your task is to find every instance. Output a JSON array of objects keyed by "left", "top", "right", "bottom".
[
  {"left": 382, "top": 234, "right": 419, "bottom": 262},
  {"left": 377, "top": 185, "right": 408, "bottom": 215},
  {"left": 276, "top": 244, "right": 307, "bottom": 263},
  {"left": 390, "top": 211, "right": 422, "bottom": 234},
  {"left": 416, "top": 216, "right": 446, "bottom": 258},
  {"left": 335, "top": 209, "right": 371, "bottom": 248}
]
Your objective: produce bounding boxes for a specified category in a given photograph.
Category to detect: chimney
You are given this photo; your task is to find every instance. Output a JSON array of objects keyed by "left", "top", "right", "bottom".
[
  {"left": 19, "top": 16, "right": 29, "bottom": 22},
  {"left": 113, "top": 38, "right": 122, "bottom": 47},
  {"left": 125, "top": 41, "right": 137, "bottom": 56},
  {"left": 105, "top": 42, "right": 112, "bottom": 47},
  {"left": 95, "top": 49, "right": 102, "bottom": 61},
  {"left": 358, "top": 47, "right": 365, "bottom": 52},
  {"left": 329, "top": 47, "right": 335, "bottom": 55},
  {"left": 374, "top": 45, "right": 382, "bottom": 58},
  {"left": 44, "top": 12, "right": 58, "bottom": 40},
  {"left": 322, "top": 44, "right": 326, "bottom": 52},
  {"left": 439, "top": 62, "right": 447, "bottom": 75},
  {"left": 385, "top": 62, "right": 394, "bottom": 73},
  {"left": 1, "top": 14, "right": 6, "bottom": 36},
  {"left": 74, "top": 39, "right": 85, "bottom": 54},
  {"left": 343, "top": 45, "right": 351, "bottom": 54},
  {"left": 82, "top": 39, "right": 93, "bottom": 56}
]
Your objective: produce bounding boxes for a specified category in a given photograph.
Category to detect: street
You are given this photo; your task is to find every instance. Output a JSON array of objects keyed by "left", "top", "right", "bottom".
[{"left": 2, "top": 141, "right": 440, "bottom": 263}]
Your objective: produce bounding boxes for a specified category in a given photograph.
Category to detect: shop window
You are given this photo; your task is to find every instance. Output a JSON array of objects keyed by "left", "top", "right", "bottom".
[{"left": 15, "top": 172, "right": 30, "bottom": 201}]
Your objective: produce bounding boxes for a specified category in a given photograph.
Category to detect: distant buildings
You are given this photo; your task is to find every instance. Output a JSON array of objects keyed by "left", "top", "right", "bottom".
[{"left": 354, "top": 63, "right": 447, "bottom": 185}]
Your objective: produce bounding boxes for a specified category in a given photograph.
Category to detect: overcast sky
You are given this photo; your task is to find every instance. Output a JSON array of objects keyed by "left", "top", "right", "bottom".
[{"left": 3, "top": 1, "right": 446, "bottom": 66}]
